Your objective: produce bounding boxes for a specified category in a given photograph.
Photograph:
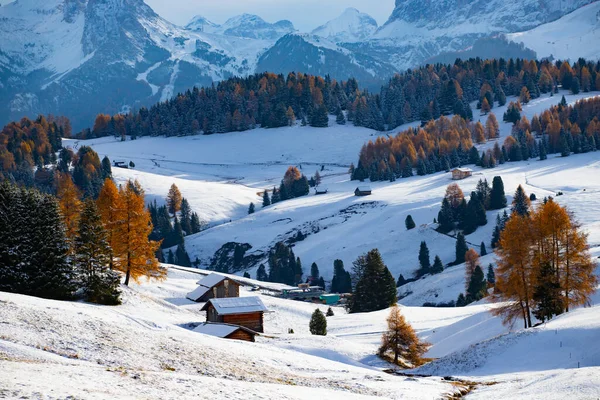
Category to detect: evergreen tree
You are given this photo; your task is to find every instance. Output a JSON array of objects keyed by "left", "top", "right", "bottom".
[
  {"left": 511, "top": 185, "right": 531, "bottom": 217},
  {"left": 480, "top": 242, "right": 487, "bottom": 256},
  {"left": 262, "top": 190, "right": 271, "bottom": 207},
  {"left": 437, "top": 198, "right": 454, "bottom": 233},
  {"left": 331, "top": 259, "right": 352, "bottom": 293},
  {"left": 405, "top": 214, "right": 416, "bottom": 230},
  {"left": 309, "top": 308, "right": 327, "bottom": 335},
  {"left": 310, "top": 105, "right": 329, "bottom": 127},
  {"left": 532, "top": 263, "right": 563, "bottom": 322},
  {"left": 101, "top": 156, "right": 112, "bottom": 179},
  {"left": 0, "top": 182, "right": 75, "bottom": 300},
  {"left": 489, "top": 176, "right": 507, "bottom": 210},
  {"left": 348, "top": 249, "right": 397, "bottom": 313},
  {"left": 248, "top": 202, "right": 255, "bottom": 214},
  {"left": 431, "top": 255, "right": 444, "bottom": 274},
  {"left": 326, "top": 307, "right": 334, "bottom": 317},
  {"left": 417, "top": 241, "right": 431, "bottom": 277},
  {"left": 256, "top": 264, "right": 268, "bottom": 281},
  {"left": 179, "top": 198, "right": 192, "bottom": 235},
  {"left": 456, "top": 293, "right": 467, "bottom": 307},
  {"left": 336, "top": 110, "right": 346, "bottom": 125},
  {"left": 243, "top": 271, "right": 251, "bottom": 278},
  {"left": 175, "top": 243, "right": 192, "bottom": 267},
  {"left": 190, "top": 212, "right": 203, "bottom": 234},
  {"left": 167, "top": 250, "right": 175, "bottom": 264},
  {"left": 466, "top": 265, "right": 487, "bottom": 302},
  {"left": 310, "top": 262, "right": 320, "bottom": 282},
  {"left": 74, "top": 199, "right": 121, "bottom": 305},
  {"left": 455, "top": 233, "right": 468, "bottom": 264},
  {"left": 486, "top": 264, "right": 495, "bottom": 285},
  {"left": 396, "top": 274, "right": 407, "bottom": 287}
]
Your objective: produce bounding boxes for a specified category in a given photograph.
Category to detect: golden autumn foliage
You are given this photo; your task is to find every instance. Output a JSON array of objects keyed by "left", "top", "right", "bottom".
[
  {"left": 445, "top": 183, "right": 464, "bottom": 209},
  {"left": 56, "top": 172, "right": 82, "bottom": 242},
  {"left": 167, "top": 183, "right": 182, "bottom": 215},
  {"left": 485, "top": 113, "right": 499, "bottom": 139},
  {"left": 464, "top": 249, "right": 480, "bottom": 291},
  {"left": 111, "top": 180, "right": 164, "bottom": 286},
  {"left": 379, "top": 305, "right": 429, "bottom": 367},
  {"left": 97, "top": 178, "right": 121, "bottom": 269},
  {"left": 493, "top": 200, "right": 597, "bottom": 328}
]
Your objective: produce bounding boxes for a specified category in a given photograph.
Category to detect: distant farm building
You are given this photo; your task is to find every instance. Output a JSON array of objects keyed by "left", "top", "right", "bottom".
[
  {"left": 186, "top": 273, "right": 242, "bottom": 302},
  {"left": 193, "top": 322, "right": 257, "bottom": 342},
  {"left": 319, "top": 293, "right": 340, "bottom": 305},
  {"left": 314, "top": 187, "right": 328, "bottom": 195},
  {"left": 452, "top": 168, "right": 472, "bottom": 180},
  {"left": 201, "top": 296, "right": 268, "bottom": 333},
  {"left": 112, "top": 160, "right": 128, "bottom": 169},
  {"left": 282, "top": 284, "right": 325, "bottom": 301},
  {"left": 354, "top": 186, "right": 372, "bottom": 196}
]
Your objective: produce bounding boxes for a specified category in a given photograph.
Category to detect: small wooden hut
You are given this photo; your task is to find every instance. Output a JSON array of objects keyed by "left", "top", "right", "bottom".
[
  {"left": 193, "top": 322, "right": 257, "bottom": 342},
  {"left": 451, "top": 168, "right": 472, "bottom": 180},
  {"left": 201, "top": 296, "right": 268, "bottom": 333},
  {"left": 186, "top": 273, "right": 242, "bottom": 302},
  {"left": 354, "top": 186, "right": 372, "bottom": 196}
]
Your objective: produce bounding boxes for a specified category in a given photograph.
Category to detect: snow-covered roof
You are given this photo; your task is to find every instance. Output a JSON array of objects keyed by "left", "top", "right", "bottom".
[
  {"left": 186, "top": 285, "right": 211, "bottom": 301},
  {"left": 193, "top": 322, "right": 255, "bottom": 338},
  {"left": 356, "top": 186, "right": 371, "bottom": 191},
  {"left": 196, "top": 273, "right": 227, "bottom": 287},
  {"left": 453, "top": 168, "right": 472, "bottom": 173},
  {"left": 201, "top": 296, "right": 268, "bottom": 315}
]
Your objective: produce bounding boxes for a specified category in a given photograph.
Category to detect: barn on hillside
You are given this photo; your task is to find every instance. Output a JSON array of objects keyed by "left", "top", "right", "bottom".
[
  {"left": 354, "top": 186, "right": 372, "bottom": 196},
  {"left": 193, "top": 322, "right": 257, "bottom": 342},
  {"left": 201, "top": 296, "right": 268, "bottom": 333},
  {"left": 452, "top": 168, "right": 472, "bottom": 180},
  {"left": 186, "top": 273, "right": 242, "bottom": 302}
]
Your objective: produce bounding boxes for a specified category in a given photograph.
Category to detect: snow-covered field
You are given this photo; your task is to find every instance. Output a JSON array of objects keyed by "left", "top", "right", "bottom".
[{"left": 3, "top": 89, "right": 599, "bottom": 398}]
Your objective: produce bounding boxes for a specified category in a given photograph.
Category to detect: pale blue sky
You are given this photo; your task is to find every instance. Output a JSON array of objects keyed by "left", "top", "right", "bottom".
[{"left": 144, "top": 0, "right": 395, "bottom": 31}]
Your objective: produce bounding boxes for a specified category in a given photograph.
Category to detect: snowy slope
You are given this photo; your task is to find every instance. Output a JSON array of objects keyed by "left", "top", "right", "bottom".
[
  {"left": 72, "top": 90, "right": 600, "bottom": 287},
  {"left": 312, "top": 8, "right": 378, "bottom": 43},
  {"left": 507, "top": 1, "right": 600, "bottom": 61}
]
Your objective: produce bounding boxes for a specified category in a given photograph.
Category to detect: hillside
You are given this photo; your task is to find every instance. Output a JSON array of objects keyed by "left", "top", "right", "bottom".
[
  {"left": 2, "top": 262, "right": 598, "bottom": 399},
  {"left": 68, "top": 90, "right": 600, "bottom": 289}
]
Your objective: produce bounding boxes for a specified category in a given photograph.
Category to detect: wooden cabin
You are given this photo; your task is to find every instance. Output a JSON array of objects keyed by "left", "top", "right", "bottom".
[
  {"left": 186, "top": 273, "right": 242, "bottom": 302},
  {"left": 354, "top": 186, "right": 372, "bottom": 196},
  {"left": 451, "top": 168, "right": 472, "bottom": 180},
  {"left": 200, "top": 296, "right": 268, "bottom": 333},
  {"left": 112, "top": 160, "right": 128, "bottom": 169},
  {"left": 193, "top": 322, "right": 257, "bottom": 342},
  {"left": 314, "top": 187, "right": 328, "bottom": 195}
]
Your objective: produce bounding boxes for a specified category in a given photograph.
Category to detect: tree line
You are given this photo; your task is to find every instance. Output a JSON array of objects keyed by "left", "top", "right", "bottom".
[{"left": 73, "top": 58, "right": 600, "bottom": 140}]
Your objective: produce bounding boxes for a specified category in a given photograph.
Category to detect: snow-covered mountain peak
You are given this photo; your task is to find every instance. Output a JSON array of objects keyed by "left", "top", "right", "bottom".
[
  {"left": 185, "top": 14, "right": 220, "bottom": 33},
  {"left": 213, "top": 13, "right": 295, "bottom": 40},
  {"left": 311, "top": 7, "right": 377, "bottom": 43}
]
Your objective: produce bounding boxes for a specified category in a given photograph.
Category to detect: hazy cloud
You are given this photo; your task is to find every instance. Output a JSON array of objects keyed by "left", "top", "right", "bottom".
[{"left": 144, "top": 0, "right": 395, "bottom": 31}]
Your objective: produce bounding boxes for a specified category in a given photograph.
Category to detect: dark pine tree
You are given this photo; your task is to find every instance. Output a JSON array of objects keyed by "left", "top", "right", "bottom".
[
  {"left": 331, "top": 259, "right": 352, "bottom": 293},
  {"left": 405, "top": 214, "right": 416, "bottom": 230},
  {"left": 511, "top": 185, "right": 530, "bottom": 217},
  {"left": 348, "top": 249, "right": 397, "bottom": 313},
  {"left": 74, "top": 199, "right": 121, "bottom": 305},
  {"left": 262, "top": 190, "right": 271, "bottom": 207},
  {"left": 532, "top": 263, "right": 563, "bottom": 322},
  {"left": 431, "top": 255, "right": 444, "bottom": 274},
  {"left": 486, "top": 264, "right": 495, "bottom": 285},
  {"left": 309, "top": 308, "right": 327, "bottom": 335},
  {"left": 417, "top": 241, "right": 431, "bottom": 277},
  {"left": 466, "top": 265, "right": 487, "bottom": 302},
  {"left": 455, "top": 232, "right": 468, "bottom": 265},
  {"left": 489, "top": 176, "right": 507, "bottom": 210},
  {"left": 480, "top": 242, "right": 487, "bottom": 256},
  {"left": 256, "top": 264, "right": 268, "bottom": 281},
  {"left": 248, "top": 202, "right": 255, "bottom": 214},
  {"left": 437, "top": 198, "right": 454, "bottom": 233}
]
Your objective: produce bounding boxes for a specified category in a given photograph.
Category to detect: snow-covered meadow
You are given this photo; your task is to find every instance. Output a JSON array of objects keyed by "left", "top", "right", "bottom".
[{"left": 3, "top": 89, "right": 599, "bottom": 398}]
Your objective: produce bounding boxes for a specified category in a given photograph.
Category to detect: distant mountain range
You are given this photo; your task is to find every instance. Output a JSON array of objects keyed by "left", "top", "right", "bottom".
[{"left": 0, "top": 0, "right": 596, "bottom": 130}]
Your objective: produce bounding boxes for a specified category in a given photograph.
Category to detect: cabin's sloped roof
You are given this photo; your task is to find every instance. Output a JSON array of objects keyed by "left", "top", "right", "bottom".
[
  {"left": 356, "top": 186, "right": 372, "bottom": 191},
  {"left": 186, "top": 285, "right": 211, "bottom": 301},
  {"left": 201, "top": 296, "right": 268, "bottom": 315},
  {"left": 196, "top": 273, "right": 227, "bottom": 287},
  {"left": 193, "top": 322, "right": 255, "bottom": 338}
]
